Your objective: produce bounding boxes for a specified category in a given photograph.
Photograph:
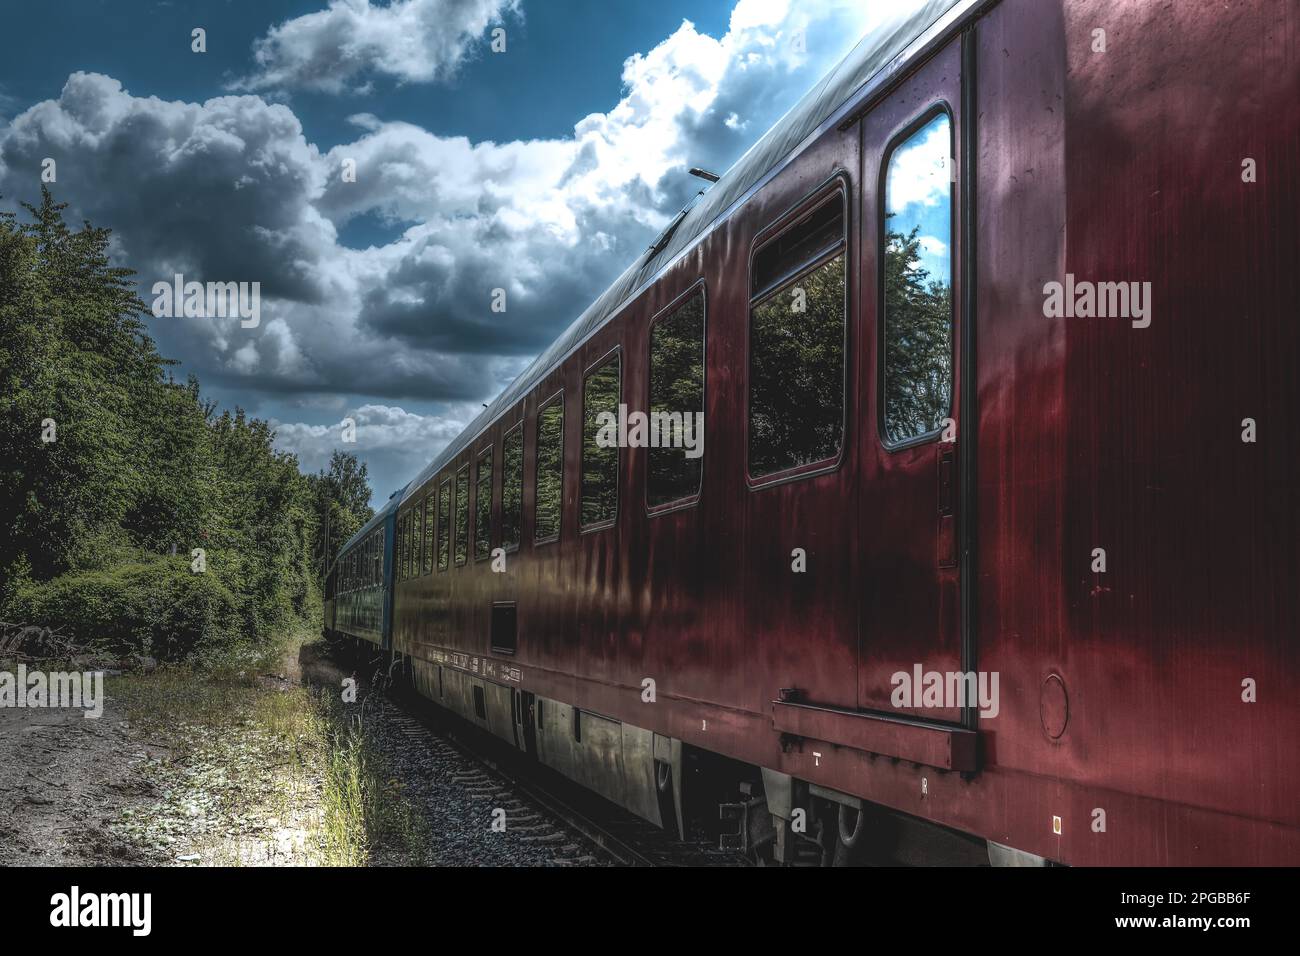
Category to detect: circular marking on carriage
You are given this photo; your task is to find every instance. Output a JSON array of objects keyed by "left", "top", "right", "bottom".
[{"left": 1040, "top": 674, "right": 1069, "bottom": 740}]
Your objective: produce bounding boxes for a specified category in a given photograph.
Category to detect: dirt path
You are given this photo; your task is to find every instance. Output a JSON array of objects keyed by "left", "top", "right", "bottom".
[
  {"left": 0, "top": 651, "right": 329, "bottom": 867},
  {"left": 1, "top": 642, "right": 606, "bottom": 867},
  {"left": 0, "top": 643, "right": 414, "bottom": 867},
  {"left": 0, "top": 695, "right": 161, "bottom": 865}
]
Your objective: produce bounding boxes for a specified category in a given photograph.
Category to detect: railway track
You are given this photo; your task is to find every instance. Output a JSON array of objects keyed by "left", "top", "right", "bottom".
[{"left": 367, "top": 680, "right": 749, "bottom": 868}]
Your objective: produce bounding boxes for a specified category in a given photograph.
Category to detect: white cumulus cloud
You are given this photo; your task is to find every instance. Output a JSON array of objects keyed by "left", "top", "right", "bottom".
[
  {"left": 232, "top": 0, "right": 522, "bottom": 94},
  {"left": 0, "top": 0, "right": 915, "bottom": 498}
]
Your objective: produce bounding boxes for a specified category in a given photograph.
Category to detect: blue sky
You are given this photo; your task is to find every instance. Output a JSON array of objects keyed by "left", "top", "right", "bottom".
[{"left": 0, "top": 0, "right": 901, "bottom": 506}]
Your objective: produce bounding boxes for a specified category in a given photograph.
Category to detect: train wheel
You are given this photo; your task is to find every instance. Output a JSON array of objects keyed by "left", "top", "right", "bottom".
[{"left": 830, "top": 803, "right": 868, "bottom": 866}]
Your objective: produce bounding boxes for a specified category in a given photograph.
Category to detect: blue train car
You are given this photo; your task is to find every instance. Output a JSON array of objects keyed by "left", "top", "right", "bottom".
[{"left": 323, "top": 483, "right": 407, "bottom": 653}]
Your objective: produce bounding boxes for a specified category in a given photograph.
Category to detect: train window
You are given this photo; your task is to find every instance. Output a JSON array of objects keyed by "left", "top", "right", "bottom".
[
  {"left": 400, "top": 512, "right": 410, "bottom": 580},
  {"left": 648, "top": 289, "right": 705, "bottom": 508},
  {"left": 455, "top": 464, "right": 470, "bottom": 566},
  {"left": 399, "top": 515, "right": 409, "bottom": 580},
  {"left": 414, "top": 498, "right": 425, "bottom": 577},
  {"left": 403, "top": 514, "right": 411, "bottom": 581},
  {"left": 475, "top": 447, "right": 493, "bottom": 560},
  {"left": 748, "top": 191, "right": 846, "bottom": 479},
  {"left": 501, "top": 423, "right": 524, "bottom": 551},
  {"left": 881, "top": 110, "right": 953, "bottom": 447},
  {"left": 437, "top": 479, "right": 451, "bottom": 571},
  {"left": 534, "top": 394, "right": 564, "bottom": 543},
  {"left": 422, "top": 495, "right": 434, "bottom": 574},
  {"left": 581, "top": 353, "right": 620, "bottom": 529},
  {"left": 395, "top": 512, "right": 405, "bottom": 580},
  {"left": 412, "top": 512, "right": 420, "bottom": 576}
]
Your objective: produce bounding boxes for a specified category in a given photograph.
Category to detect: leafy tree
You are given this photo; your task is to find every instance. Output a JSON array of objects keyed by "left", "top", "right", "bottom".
[
  {"left": 0, "top": 188, "right": 373, "bottom": 658},
  {"left": 307, "top": 451, "right": 375, "bottom": 583}
]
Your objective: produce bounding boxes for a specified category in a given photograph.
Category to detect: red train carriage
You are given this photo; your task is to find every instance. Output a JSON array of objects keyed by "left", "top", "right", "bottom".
[{"left": 327, "top": 0, "right": 1300, "bottom": 865}]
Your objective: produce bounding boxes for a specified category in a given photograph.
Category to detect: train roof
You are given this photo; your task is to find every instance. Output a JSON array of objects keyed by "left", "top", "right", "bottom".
[{"left": 340, "top": 0, "right": 967, "bottom": 560}]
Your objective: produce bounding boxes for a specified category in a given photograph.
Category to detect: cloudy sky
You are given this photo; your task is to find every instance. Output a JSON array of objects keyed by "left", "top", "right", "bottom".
[{"left": 0, "top": 0, "right": 896, "bottom": 506}]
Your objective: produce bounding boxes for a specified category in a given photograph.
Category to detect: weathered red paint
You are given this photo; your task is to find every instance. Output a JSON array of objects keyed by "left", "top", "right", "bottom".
[{"left": 379, "top": 0, "right": 1299, "bottom": 865}]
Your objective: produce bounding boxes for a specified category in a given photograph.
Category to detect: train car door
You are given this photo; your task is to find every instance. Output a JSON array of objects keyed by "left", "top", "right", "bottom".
[{"left": 857, "top": 36, "right": 967, "bottom": 723}]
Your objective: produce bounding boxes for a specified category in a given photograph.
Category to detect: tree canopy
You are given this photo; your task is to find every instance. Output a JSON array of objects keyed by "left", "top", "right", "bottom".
[{"left": 0, "top": 188, "right": 373, "bottom": 660}]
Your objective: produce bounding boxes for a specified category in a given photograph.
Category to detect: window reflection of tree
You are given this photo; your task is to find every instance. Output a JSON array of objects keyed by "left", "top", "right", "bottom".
[
  {"left": 649, "top": 292, "right": 704, "bottom": 506},
  {"left": 399, "top": 514, "right": 410, "bottom": 579},
  {"left": 475, "top": 450, "right": 492, "bottom": 559},
  {"left": 749, "top": 253, "right": 846, "bottom": 477},
  {"left": 414, "top": 497, "right": 425, "bottom": 574},
  {"left": 422, "top": 495, "right": 434, "bottom": 574},
  {"left": 882, "top": 112, "right": 953, "bottom": 446},
  {"left": 882, "top": 222, "right": 952, "bottom": 444},
  {"left": 437, "top": 481, "right": 450, "bottom": 571},
  {"left": 454, "top": 465, "right": 469, "bottom": 565},
  {"left": 535, "top": 399, "right": 564, "bottom": 541},
  {"left": 501, "top": 427, "right": 523, "bottom": 550},
  {"left": 582, "top": 358, "right": 619, "bottom": 527}
]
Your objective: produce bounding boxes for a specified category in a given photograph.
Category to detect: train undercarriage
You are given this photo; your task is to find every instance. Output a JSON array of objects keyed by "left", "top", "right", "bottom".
[{"left": 335, "top": 633, "right": 1041, "bottom": 867}]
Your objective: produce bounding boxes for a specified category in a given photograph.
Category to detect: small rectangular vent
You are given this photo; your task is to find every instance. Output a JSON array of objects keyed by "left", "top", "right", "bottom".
[
  {"left": 491, "top": 601, "right": 518, "bottom": 654},
  {"left": 473, "top": 684, "right": 486, "bottom": 720}
]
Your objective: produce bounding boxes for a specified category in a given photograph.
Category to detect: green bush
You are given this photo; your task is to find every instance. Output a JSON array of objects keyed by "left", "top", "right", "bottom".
[{"left": 5, "top": 557, "right": 242, "bottom": 661}]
